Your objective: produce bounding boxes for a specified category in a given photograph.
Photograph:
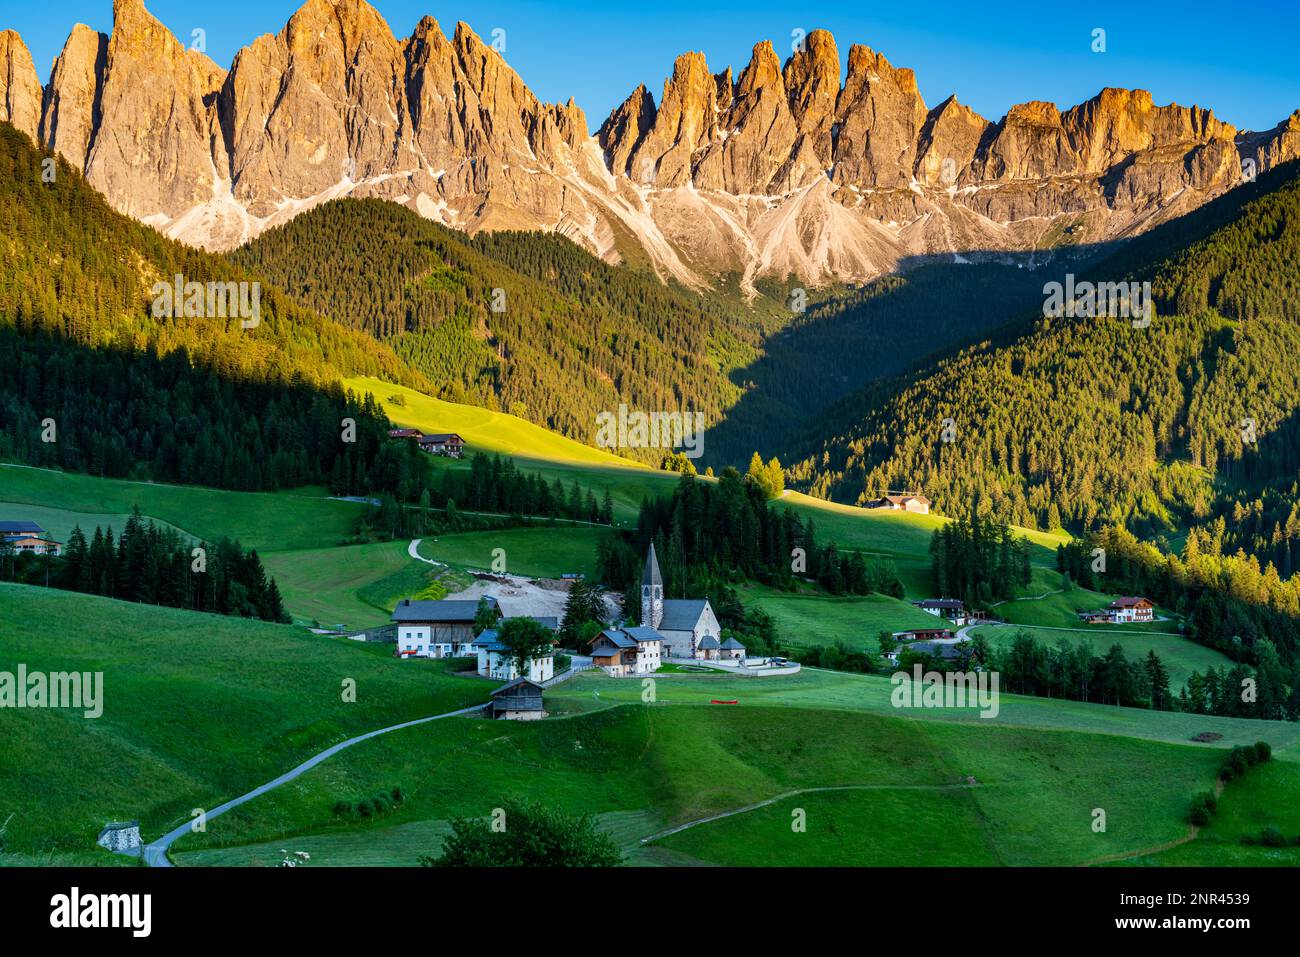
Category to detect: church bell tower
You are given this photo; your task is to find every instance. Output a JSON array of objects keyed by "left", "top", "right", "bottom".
[{"left": 641, "top": 542, "right": 664, "bottom": 629}]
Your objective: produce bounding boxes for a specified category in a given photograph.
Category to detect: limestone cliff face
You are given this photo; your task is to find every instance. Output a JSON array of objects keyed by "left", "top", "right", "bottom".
[
  {"left": 40, "top": 25, "right": 108, "bottom": 171},
  {"left": 0, "top": 30, "right": 41, "bottom": 141},
  {"left": 5, "top": 0, "right": 1298, "bottom": 292}
]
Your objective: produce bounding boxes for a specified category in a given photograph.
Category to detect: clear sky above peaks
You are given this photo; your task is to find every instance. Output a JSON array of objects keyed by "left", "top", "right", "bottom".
[{"left": 8, "top": 0, "right": 1299, "bottom": 132}]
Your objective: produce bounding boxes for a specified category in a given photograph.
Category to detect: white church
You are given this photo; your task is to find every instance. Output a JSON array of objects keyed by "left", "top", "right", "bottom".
[{"left": 640, "top": 543, "right": 739, "bottom": 661}]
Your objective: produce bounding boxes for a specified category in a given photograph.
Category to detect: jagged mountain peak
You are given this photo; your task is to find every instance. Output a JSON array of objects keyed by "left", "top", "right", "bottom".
[{"left": 2, "top": 0, "right": 1297, "bottom": 295}]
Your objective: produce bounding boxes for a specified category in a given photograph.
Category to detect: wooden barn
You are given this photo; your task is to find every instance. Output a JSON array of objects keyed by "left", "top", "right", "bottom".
[{"left": 489, "top": 678, "right": 546, "bottom": 720}]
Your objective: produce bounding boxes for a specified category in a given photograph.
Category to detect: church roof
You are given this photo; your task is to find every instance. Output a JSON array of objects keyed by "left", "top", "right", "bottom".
[
  {"left": 642, "top": 542, "right": 663, "bottom": 589},
  {"left": 660, "top": 599, "right": 710, "bottom": 632},
  {"left": 698, "top": 635, "right": 721, "bottom": 650}
]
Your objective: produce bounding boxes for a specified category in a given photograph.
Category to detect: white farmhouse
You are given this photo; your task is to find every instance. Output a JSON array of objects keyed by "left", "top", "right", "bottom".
[
  {"left": 391, "top": 598, "right": 497, "bottom": 659},
  {"left": 589, "top": 627, "right": 662, "bottom": 676},
  {"left": 475, "top": 630, "right": 555, "bottom": 683}
]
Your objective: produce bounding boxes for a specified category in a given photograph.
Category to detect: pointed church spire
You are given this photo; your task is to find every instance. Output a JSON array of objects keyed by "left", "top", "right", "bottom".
[
  {"left": 643, "top": 541, "right": 663, "bottom": 589},
  {"left": 641, "top": 541, "right": 664, "bottom": 630}
]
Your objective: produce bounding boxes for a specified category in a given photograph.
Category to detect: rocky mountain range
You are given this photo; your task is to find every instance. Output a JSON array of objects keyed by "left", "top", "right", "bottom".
[{"left": 2, "top": 0, "right": 1298, "bottom": 293}]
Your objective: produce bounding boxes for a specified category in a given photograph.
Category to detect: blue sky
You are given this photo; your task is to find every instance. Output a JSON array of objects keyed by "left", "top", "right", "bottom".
[{"left": 8, "top": 0, "right": 1300, "bottom": 132}]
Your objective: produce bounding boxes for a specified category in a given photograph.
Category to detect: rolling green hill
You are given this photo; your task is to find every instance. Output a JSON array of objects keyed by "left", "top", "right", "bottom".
[{"left": 0, "top": 583, "right": 488, "bottom": 864}]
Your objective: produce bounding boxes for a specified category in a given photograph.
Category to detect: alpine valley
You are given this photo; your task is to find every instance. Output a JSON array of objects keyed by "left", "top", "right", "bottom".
[{"left": 3, "top": 0, "right": 1300, "bottom": 885}]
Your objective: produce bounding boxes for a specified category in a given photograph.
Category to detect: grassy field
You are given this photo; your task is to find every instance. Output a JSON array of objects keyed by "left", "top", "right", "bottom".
[
  {"left": 972, "top": 624, "right": 1235, "bottom": 692},
  {"left": 995, "top": 585, "right": 1175, "bottom": 631},
  {"left": 347, "top": 377, "right": 650, "bottom": 470},
  {"left": 0, "top": 465, "right": 360, "bottom": 552},
  {"left": 0, "top": 501, "right": 193, "bottom": 545},
  {"left": 547, "top": 670, "right": 1300, "bottom": 752},
  {"left": 0, "top": 584, "right": 491, "bottom": 860},
  {"left": 347, "top": 378, "right": 1071, "bottom": 569},
  {"left": 738, "top": 583, "right": 942, "bottom": 651},
  {"left": 171, "top": 692, "right": 1228, "bottom": 867},
  {"left": 417, "top": 526, "right": 607, "bottom": 579},
  {"left": 1112, "top": 760, "right": 1300, "bottom": 866},
  {"left": 262, "top": 540, "right": 427, "bottom": 629}
]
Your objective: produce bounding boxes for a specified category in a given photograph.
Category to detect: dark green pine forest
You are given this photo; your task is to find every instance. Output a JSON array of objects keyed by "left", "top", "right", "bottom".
[
  {"left": 787, "top": 159, "right": 1300, "bottom": 552},
  {"left": 0, "top": 123, "right": 425, "bottom": 493},
  {"left": 228, "top": 198, "right": 773, "bottom": 463}
]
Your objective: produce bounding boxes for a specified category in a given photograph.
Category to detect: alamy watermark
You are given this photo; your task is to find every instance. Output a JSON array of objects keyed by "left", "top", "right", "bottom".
[
  {"left": 890, "top": 665, "right": 1000, "bottom": 719},
  {"left": 1043, "top": 273, "right": 1152, "bottom": 328},
  {"left": 0, "top": 665, "right": 103, "bottom": 718},
  {"left": 151, "top": 274, "right": 261, "bottom": 329},
  {"left": 595, "top": 404, "right": 706, "bottom": 459}
]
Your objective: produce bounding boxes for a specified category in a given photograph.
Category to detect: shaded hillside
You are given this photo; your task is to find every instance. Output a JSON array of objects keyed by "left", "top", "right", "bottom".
[
  {"left": 0, "top": 122, "right": 415, "bottom": 491},
  {"left": 229, "top": 198, "right": 780, "bottom": 464},
  {"left": 788, "top": 160, "right": 1300, "bottom": 542}
]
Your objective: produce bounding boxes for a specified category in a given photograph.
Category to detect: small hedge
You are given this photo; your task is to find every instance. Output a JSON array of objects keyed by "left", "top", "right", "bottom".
[
  {"left": 1188, "top": 742, "right": 1272, "bottom": 826},
  {"left": 333, "top": 787, "right": 405, "bottom": 820}
]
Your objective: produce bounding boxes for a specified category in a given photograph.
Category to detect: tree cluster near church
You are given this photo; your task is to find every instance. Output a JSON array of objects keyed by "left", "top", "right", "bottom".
[
  {"left": 990, "top": 632, "right": 1175, "bottom": 710},
  {"left": 0, "top": 508, "right": 286, "bottom": 623},
  {"left": 930, "top": 516, "right": 1033, "bottom": 607},
  {"left": 596, "top": 469, "right": 902, "bottom": 601}
]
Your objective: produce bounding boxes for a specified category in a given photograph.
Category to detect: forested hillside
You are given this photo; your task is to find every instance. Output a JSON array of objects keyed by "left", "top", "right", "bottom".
[
  {"left": 229, "top": 199, "right": 779, "bottom": 463},
  {"left": 0, "top": 122, "right": 417, "bottom": 492},
  {"left": 788, "top": 160, "right": 1300, "bottom": 545}
]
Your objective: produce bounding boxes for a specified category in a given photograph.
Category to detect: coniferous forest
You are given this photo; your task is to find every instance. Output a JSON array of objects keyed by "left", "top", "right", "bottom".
[
  {"left": 788, "top": 161, "right": 1300, "bottom": 549},
  {"left": 0, "top": 508, "right": 286, "bottom": 623}
]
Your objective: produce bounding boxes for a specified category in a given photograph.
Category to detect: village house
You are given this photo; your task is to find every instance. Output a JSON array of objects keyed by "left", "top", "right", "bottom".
[
  {"left": 391, "top": 597, "right": 498, "bottom": 658},
  {"left": 488, "top": 678, "right": 546, "bottom": 720},
  {"left": 866, "top": 493, "right": 931, "bottom": 515},
  {"left": 388, "top": 428, "right": 423, "bottom": 440},
  {"left": 912, "top": 598, "right": 968, "bottom": 626},
  {"left": 0, "top": 521, "right": 62, "bottom": 556},
  {"left": 1077, "top": 597, "right": 1155, "bottom": 624},
  {"left": 475, "top": 631, "right": 555, "bottom": 683},
  {"left": 1108, "top": 596, "right": 1155, "bottom": 622},
  {"left": 589, "top": 627, "right": 662, "bottom": 676},
  {"left": 640, "top": 543, "right": 723, "bottom": 660},
  {"left": 891, "top": 627, "right": 957, "bottom": 643},
  {"left": 418, "top": 433, "right": 465, "bottom": 458}
]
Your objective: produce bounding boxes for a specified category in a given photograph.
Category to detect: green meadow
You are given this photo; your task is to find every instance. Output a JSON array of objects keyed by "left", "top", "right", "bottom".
[
  {"left": 262, "top": 540, "right": 428, "bottom": 629},
  {"left": 737, "top": 583, "right": 942, "bottom": 651},
  {"left": 1112, "top": 760, "right": 1300, "bottom": 866},
  {"left": 416, "top": 526, "right": 606, "bottom": 579},
  {"left": 172, "top": 695, "right": 1227, "bottom": 867},
  {"left": 0, "top": 465, "right": 360, "bottom": 552},
  {"left": 0, "top": 584, "right": 489, "bottom": 861}
]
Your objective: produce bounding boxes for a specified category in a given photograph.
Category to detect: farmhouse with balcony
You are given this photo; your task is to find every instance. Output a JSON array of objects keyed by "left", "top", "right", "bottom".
[
  {"left": 1108, "top": 597, "right": 1155, "bottom": 622},
  {"left": 391, "top": 597, "right": 499, "bottom": 658},
  {"left": 866, "top": 493, "right": 931, "bottom": 515},
  {"left": 912, "top": 598, "right": 968, "bottom": 625},
  {"left": 640, "top": 544, "right": 723, "bottom": 660},
  {"left": 0, "top": 521, "right": 62, "bottom": 556},
  {"left": 589, "top": 627, "right": 662, "bottom": 676},
  {"left": 419, "top": 433, "right": 465, "bottom": 457}
]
